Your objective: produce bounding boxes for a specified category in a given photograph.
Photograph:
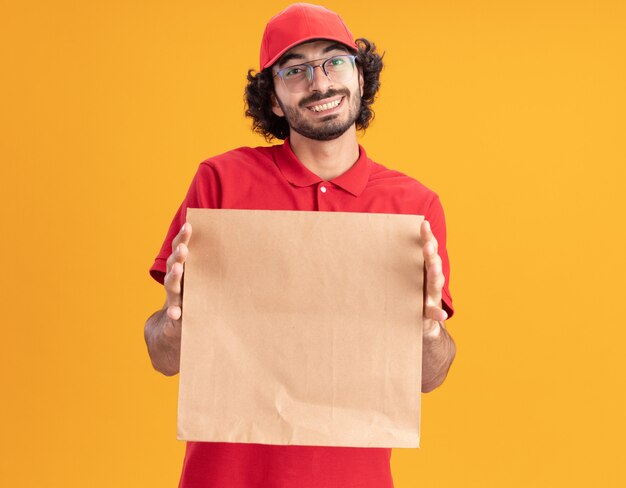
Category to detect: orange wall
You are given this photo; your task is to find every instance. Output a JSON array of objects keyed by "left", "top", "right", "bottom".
[{"left": 1, "top": 1, "right": 625, "bottom": 486}]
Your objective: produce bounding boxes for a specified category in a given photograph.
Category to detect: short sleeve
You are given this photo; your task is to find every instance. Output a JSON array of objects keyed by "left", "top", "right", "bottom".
[
  {"left": 425, "top": 195, "right": 454, "bottom": 319},
  {"left": 149, "top": 162, "right": 221, "bottom": 285}
]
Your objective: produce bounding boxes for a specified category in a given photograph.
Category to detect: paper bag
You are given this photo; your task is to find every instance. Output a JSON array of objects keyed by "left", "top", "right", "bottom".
[{"left": 179, "top": 208, "right": 424, "bottom": 447}]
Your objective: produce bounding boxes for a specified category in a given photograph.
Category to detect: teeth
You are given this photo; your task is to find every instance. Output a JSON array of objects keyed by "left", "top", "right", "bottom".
[{"left": 310, "top": 99, "right": 341, "bottom": 112}]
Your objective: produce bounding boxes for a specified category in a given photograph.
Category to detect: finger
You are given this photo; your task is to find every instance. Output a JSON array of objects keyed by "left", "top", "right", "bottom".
[
  {"left": 171, "top": 222, "right": 193, "bottom": 255},
  {"left": 164, "top": 261, "right": 184, "bottom": 310},
  {"left": 422, "top": 223, "right": 439, "bottom": 276},
  {"left": 424, "top": 303, "right": 448, "bottom": 323},
  {"left": 170, "top": 224, "right": 186, "bottom": 255},
  {"left": 420, "top": 220, "right": 438, "bottom": 253},
  {"left": 426, "top": 252, "right": 442, "bottom": 279},
  {"left": 167, "top": 305, "right": 182, "bottom": 322},
  {"left": 423, "top": 240, "right": 440, "bottom": 270},
  {"left": 166, "top": 243, "right": 179, "bottom": 272},
  {"left": 166, "top": 222, "right": 193, "bottom": 272},
  {"left": 425, "top": 259, "right": 444, "bottom": 305},
  {"left": 166, "top": 242, "right": 189, "bottom": 272}
]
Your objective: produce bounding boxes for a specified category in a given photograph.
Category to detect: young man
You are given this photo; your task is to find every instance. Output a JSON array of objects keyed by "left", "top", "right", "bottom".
[{"left": 145, "top": 3, "right": 456, "bottom": 487}]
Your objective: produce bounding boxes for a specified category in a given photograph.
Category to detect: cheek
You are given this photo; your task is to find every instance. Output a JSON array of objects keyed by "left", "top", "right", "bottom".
[
  {"left": 271, "top": 93, "right": 285, "bottom": 117},
  {"left": 351, "top": 79, "right": 363, "bottom": 106}
]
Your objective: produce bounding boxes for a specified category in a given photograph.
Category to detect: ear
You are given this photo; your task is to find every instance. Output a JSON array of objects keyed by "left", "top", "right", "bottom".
[
  {"left": 271, "top": 92, "right": 285, "bottom": 117},
  {"left": 358, "top": 67, "right": 364, "bottom": 97}
]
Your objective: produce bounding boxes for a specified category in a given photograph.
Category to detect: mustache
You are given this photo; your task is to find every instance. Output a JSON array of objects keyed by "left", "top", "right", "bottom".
[{"left": 299, "top": 88, "right": 350, "bottom": 108}]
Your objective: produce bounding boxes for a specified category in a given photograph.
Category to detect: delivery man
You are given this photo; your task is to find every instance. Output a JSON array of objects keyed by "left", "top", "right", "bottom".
[{"left": 144, "top": 3, "right": 456, "bottom": 487}]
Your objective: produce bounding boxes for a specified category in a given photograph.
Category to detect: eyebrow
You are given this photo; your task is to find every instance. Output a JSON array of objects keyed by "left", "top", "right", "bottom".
[{"left": 276, "top": 43, "right": 351, "bottom": 68}]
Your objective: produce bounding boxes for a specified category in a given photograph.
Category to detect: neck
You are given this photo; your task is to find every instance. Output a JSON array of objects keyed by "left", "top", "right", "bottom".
[{"left": 288, "top": 126, "right": 360, "bottom": 181}]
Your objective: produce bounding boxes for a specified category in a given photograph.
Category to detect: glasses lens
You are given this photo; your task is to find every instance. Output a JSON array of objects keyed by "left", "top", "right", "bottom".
[
  {"left": 281, "top": 64, "right": 311, "bottom": 93},
  {"left": 323, "top": 55, "right": 355, "bottom": 83}
]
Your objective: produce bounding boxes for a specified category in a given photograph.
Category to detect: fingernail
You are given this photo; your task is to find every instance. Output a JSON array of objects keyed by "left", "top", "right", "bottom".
[{"left": 181, "top": 224, "right": 185, "bottom": 234}]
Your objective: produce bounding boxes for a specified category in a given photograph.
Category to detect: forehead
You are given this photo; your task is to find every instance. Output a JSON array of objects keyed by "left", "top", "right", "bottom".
[{"left": 276, "top": 40, "right": 351, "bottom": 67}]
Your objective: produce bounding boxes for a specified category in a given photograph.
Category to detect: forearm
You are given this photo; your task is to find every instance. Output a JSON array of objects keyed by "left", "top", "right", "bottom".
[
  {"left": 144, "top": 307, "right": 181, "bottom": 376},
  {"left": 421, "top": 323, "right": 456, "bottom": 393}
]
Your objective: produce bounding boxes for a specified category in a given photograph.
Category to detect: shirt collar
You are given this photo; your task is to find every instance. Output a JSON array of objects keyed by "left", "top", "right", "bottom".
[{"left": 273, "top": 137, "right": 370, "bottom": 197}]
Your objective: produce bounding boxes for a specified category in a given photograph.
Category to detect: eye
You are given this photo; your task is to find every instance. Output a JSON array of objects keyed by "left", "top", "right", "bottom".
[
  {"left": 329, "top": 56, "right": 346, "bottom": 66},
  {"left": 283, "top": 66, "right": 305, "bottom": 78}
]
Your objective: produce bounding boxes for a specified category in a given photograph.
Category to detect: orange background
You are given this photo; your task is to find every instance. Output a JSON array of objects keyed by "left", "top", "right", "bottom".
[{"left": 1, "top": 1, "right": 625, "bottom": 486}]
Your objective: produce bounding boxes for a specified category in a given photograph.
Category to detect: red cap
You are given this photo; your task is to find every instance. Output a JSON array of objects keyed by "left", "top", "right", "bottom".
[{"left": 260, "top": 3, "right": 358, "bottom": 70}]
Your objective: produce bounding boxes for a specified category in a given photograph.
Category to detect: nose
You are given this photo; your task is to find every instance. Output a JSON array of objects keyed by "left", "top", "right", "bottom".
[{"left": 308, "top": 64, "right": 333, "bottom": 92}]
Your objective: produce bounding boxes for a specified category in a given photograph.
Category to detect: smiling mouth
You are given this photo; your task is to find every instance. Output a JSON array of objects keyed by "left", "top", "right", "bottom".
[{"left": 306, "top": 97, "right": 343, "bottom": 113}]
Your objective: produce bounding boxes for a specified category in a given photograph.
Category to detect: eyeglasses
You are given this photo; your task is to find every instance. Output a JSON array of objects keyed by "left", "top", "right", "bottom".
[{"left": 273, "top": 54, "right": 357, "bottom": 93}]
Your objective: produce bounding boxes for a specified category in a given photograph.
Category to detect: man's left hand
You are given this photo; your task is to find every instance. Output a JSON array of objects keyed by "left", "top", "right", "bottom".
[{"left": 421, "top": 219, "right": 448, "bottom": 338}]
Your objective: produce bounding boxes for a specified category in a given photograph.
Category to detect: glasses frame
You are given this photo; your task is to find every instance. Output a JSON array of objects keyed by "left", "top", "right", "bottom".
[{"left": 273, "top": 54, "right": 358, "bottom": 93}]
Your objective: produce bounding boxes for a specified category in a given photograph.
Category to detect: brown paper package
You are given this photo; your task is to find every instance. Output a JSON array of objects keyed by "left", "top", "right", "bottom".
[{"left": 179, "top": 208, "right": 424, "bottom": 448}]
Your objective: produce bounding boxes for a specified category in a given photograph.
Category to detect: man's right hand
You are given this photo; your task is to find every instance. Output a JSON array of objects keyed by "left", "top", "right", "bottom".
[
  {"left": 164, "top": 222, "right": 193, "bottom": 328},
  {"left": 144, "top": 222, "right": 192, "bottom": 375}
]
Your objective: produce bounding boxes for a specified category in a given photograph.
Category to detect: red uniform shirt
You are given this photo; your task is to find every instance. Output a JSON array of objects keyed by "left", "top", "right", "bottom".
[{"left": 150, "top": 138, "right": 454, "bottom": 488}]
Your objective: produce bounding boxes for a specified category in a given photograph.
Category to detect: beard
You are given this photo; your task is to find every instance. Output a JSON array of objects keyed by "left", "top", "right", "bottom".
[{"left": 276, "top": 88, "right": 361, "bottom": 141}]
